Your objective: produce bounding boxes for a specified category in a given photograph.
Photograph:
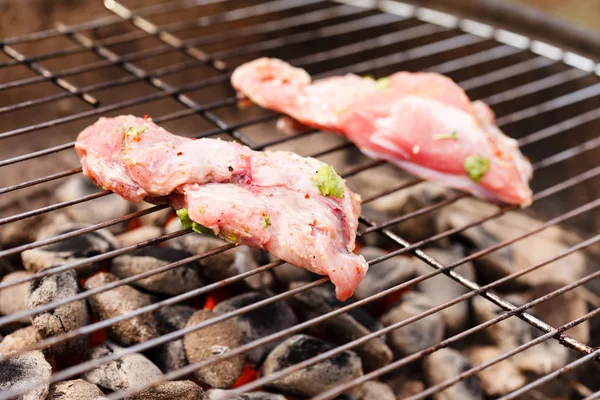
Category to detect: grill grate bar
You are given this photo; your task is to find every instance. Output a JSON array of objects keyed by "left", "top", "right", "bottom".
[
  {"left": 519, "top": 105, "right": 600, "bottom": 146},
  {"left": 0, "top": 6, "right": 408, "bottom": 141},
  {"left": 0, "top": 0, "right": 232, "bottom": 47},
  {"left": 359, "top": 192, "right": 469, "bottom": 235},
  {"left": 406, "top": 308, "right": 600, "bottom": 400},
  {"left": 0, "top": 8, "right": 394, "bottom": 121},
  {"left": 0, "top": 228, "right": 191, "bottom": 292},
  {"left": 0, "top": 15, "right": 574, "bottom": 154},
  {"left": 0, "top": 142, "right": 75, "bottom": 168},
  {"left": 104, "top": 0, "right": 227, "bottom": 71},
  {"left": 4, "top": 208, "right": 597, "bottom": 400},
  {"left": 0, "top": 3, "right": 357, "bottom": 94},
  {"left": 0, "top": 177, "right": 441, "bottom": 326},
  {"left": 0, "top": 191, "right": 110, "bottom": 226},
  {"left": 426, "top": 44, "right": 522, "bottom": 74},
  {"left": 1, "top": 161, "right": 598, "bottom": 400},
  {"left": 1, "top": 46, "right": 591, "bottom": 199},
  {"left": 495, "top": 82, "right": 600, "bottom": 126},
  {"left": 247, "top": 268, "right": 600, "bottom": 397},
  {"left": 482, "top": 68, "right": 589, "bottom": 106},
  {"left": 532, "top": 135, "right": 600, "bottom": 170},
  {"left": 498, "top": 350, "right": 600, "bottom": 400},
  {"left": 1, "top": 97, "right": 597, "bottom": 292},
  {"left": 584, "top": 390, "right": 600, "bottom": 400},
  {"left": 311, "top": 264, "right": 600, "bottom": 400},
  {"left": 0, "top": 167, "right": 82, "bottom": 195},
  {"left": 109, "top": 220, "right": 600, "bottom": 400},
  {"left": 1, "top": 100, "right": 594, "bottom": 286},
  {"left": 310, "top": 32, "right": 483, "bottom": 78},
  {"left": 0, "top": 1, "right": 599, "bottom": 399},
  {"left": 63, "top": 29, "right": 254, "bottom": 150},
  {"left": 0, "top": 44, "right": 99, "bottom": 106},
  {"left": 213, "top": 12, "right": 410, "bottom": 63},
  {"left": 155, "top": 0, "right": 323, "bottom": 34},
  {"left": 130, "top": 281, "right": 600, "bottom": 400},
  {"left": 459, "top": 56, "right": 556, "bottom": 91},
  {"left": 0, "top": 152, "right": 403, "bottom": 289},
  {"left": 0, "top": 204, "right": 168, "bottom": 259}
]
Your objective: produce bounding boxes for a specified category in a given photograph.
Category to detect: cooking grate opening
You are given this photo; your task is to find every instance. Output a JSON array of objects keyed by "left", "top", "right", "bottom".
[{"left": 0, "top": 0, "right": 600, "bottom": 399}]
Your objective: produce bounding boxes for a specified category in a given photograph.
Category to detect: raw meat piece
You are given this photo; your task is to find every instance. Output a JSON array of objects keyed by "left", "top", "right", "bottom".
[
  {"left": 231, "top": 58, "right": 533, "bottom": 206},
  {"left": 76, "top": 115, "right": 367, "bottom": 301}
]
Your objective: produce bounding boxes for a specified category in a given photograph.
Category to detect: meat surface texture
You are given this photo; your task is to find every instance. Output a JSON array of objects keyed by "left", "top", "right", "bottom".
[
  {"left": 76, "top": 115, "right": 367, "bottom": 301},
  {"left": 231, "top": 58, "right": 533, "bottom": 206}
]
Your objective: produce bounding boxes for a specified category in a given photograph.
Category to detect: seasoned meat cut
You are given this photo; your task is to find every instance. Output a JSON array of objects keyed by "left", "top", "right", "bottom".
[
  {"left": 76, "top": 115, "right": 367, "bottom": 301},
  {"left": 231, "top": 58, "right": 533, "bottom": 206}
]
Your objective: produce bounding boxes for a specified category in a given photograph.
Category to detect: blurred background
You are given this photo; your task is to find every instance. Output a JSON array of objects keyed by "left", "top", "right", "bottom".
[{"left": 507, "top": 0, "right": 600, "bottom": 32}]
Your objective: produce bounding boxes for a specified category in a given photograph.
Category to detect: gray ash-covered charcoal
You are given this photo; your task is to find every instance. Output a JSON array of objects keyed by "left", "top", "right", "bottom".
[
  {"left": 150, "top": 305, "right": 195, "bottom": 373},
  {"left": 387, "top": 378, "right": 425, "bottom": 399},
  {"left": 380, "top": 292, "right": 444, "bottom": 356},
  {"left": 437, "top": 198, "right": 586, "bottom": 289},
  {"left": 289, "top": 281, "right": 390, "bottom": 370},
  {"left": 83, "top": 341, "right": 163, "bottom": 393},
  {"left": 110, "top": 246, "right": 204, "bottom": 296},
  {"left": 213, "top": 290, "right": 297, "bottom": 364},
  {"left": 347, "top": 381, "right": 395, "bottom": 400},
  {"left": 116, "top": 226, "right": 163, "bottom": 248},
  {"left": 271, "top": 261, "right": 316, "bottom": 284},
  {"left": 354, "top": 247, "right": 417, "bottom": 300},
  {"left": 85, "top": 272, "right": 159, "bottom": 346},
  {"left": 289, "top": 281, "right": 341, "bottom": 313},
  {"left": 261, "top": 334, "right": 363, "bottom": 396},
  {"left": 531, "top": 283, "right": 590, "bottom": 344},
  {"left": 155, "top": 305, "right": 195, "bottom": 334},
  {"left": 0, "top": 259, "right": 15, "bottom": 281},
  {"left": 137, "top": 202, "right": 173, "bottom": 228},
  {"left": 415, "top": 246, "right": 475, "bottom": 334},
  {"left": 361, "top": 179, "right": 451, "bottom": 244},
  {"left": 465, "top": 346, "right": 525, "bottom": 396},
  {"left": 183, "top": 309, "right": 245, "bottom": 388},
  {"left": 151, "top": 340, "right": 188, "bottom": 374},
  {"left": 128, "top": 380, "right": 204, "bottom": 400},
  {"left": 472, "top": 295, "right": 568, "bottom": 374},
  {"left": 0, "top": 325, "right": 39, "bottom": 355},
  {"left": 0, "top": 270, "right": 33, "bottom": 324},
  {"left": 26, "top": 269, "right": 90, "bottom": 356},
  {"left": 207, "top": 389, "right": 285, "bottom": 400},
  {"left": 348, "top": 307, "right": 384, "bottom": 335},
  {"left": 306, "top": 313, "right": 392, "bottom": 372},
  {"left": 423, "top": 348, "right": 484, "bottom": 400},
  {"left": 0, "top": 350, "right": 52, "bottom": 400},
  {"left": 55, "top": 175, "right": 134, "bottom": 233},
  {"left": 0, "top": 213, "right": 47, "bottom": 249},
  {"left": 21, "top": 224, "right": 117, "bottom": 276},
  {"left": 47, "top": 379, "right": 108, "bottom": 400},
  {"left": 165, "top": 221, "right": 270, "bottom": 289}
]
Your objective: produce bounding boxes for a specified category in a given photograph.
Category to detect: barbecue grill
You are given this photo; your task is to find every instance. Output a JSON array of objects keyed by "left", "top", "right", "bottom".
[{"left": 1, "top": 0, "right": 600, "bottom": 399}]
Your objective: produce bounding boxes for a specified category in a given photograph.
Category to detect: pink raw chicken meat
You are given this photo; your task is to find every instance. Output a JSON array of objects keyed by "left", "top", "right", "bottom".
[
  {"left": 231, "top": 58, "right": 533, "bottom": 206},
  {"left": 76, "top": 115, "right": 367, "bottom": 301}
]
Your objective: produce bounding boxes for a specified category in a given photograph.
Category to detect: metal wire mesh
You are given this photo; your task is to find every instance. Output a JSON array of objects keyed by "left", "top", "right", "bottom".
[{"left": 0, "top": 0, "right": 599, "bottom": 399}]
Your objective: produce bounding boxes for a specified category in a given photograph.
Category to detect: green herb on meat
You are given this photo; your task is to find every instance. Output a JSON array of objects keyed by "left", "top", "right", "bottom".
[
  {"left": 121, "top": 125, "right": 148, "bottom": 151},
  {"left": 222, "top": 230, "right": 238, "bottom": 243},
  {"left": 261, "top": 215, "right": 271, "bottom": 229},
  {"left": 464, "top": 154, "right": 490, "bottom": 183},
  {"left": 433, "top": 131, "right": 458, "bottom": 141},
  {"left": 313, "top": 164, "right": 345, "bottom": 198},
  {"left": 376, "top": 77, "right": 390, "bottom": 90},
  {"left": 176, "top": 208, "right": 215, "bottom": 235}
]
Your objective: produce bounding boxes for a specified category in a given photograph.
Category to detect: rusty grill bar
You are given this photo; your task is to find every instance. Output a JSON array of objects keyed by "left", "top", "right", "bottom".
[{"left": 0, "top": 0, "right": 599, "bottom": 399}]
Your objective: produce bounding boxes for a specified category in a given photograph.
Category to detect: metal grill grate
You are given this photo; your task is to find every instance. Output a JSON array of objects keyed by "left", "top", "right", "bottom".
[{"left": 1, "top": 0, "right": 600, "bottom": 399}]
